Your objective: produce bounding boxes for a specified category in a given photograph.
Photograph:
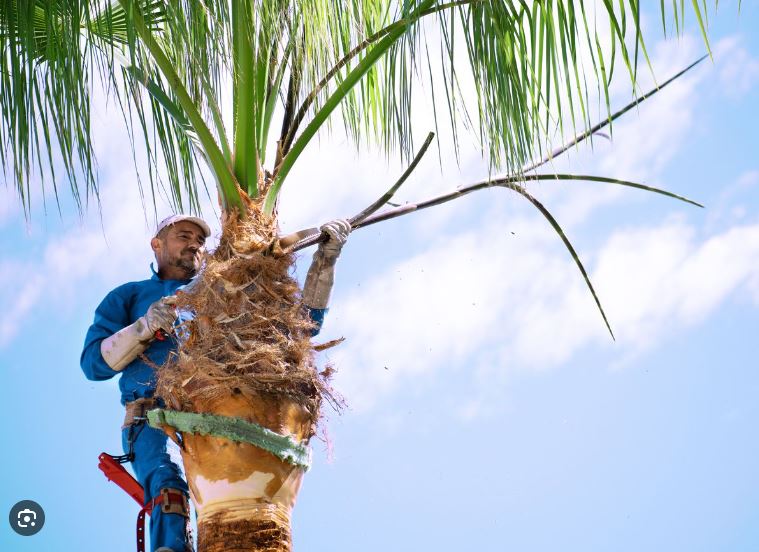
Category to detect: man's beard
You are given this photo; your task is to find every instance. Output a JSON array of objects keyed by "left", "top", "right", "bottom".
[{"left": 174, "top": 251, "right": 200, "bottom": 275}]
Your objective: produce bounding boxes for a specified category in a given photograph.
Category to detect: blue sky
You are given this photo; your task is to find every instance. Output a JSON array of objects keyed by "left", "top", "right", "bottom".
[{"left": 2, "top": 3, "right": 759, "bottom": 551}]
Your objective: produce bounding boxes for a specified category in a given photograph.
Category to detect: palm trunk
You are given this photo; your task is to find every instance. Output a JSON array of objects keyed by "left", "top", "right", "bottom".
[
  {"left": 182, "top": 391, "right": 311, "bottom": 552},
  {"left": 154, "top": 196, "right": 335, "bottom": 552}
]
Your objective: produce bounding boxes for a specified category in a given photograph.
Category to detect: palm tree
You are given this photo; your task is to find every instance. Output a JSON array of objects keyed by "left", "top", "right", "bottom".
[{"left": 2, "top": 1, "right": 716, "bottom": 550}]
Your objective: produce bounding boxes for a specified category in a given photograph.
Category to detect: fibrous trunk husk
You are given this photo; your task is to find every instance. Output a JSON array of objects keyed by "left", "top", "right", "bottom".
[
  {"left": 182, "top": 391, "right": 310, "bottom": 552},
  {"left": 154, "top": 193, "right": 340, "bottom": 551}
]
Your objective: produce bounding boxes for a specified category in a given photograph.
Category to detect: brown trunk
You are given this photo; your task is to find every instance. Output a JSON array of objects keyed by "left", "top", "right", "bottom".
[
  {"left": 178, "top": 390, "right": 312, "bottom": 552},
  {"left": 197, "top": 505, "right": 291, "bottom": 552},
  {"left": 155, "top": 196, "right": 338, "bottom": 551}
]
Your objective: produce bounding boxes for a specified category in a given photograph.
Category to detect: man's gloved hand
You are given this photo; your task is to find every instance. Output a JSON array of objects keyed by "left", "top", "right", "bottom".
[
  {"left": 318, "top": 219, "right": 351, "bottom": 257},
  {"left": 302, "top": 219, "right": 351, "bottom": 310},
  {"left": 143, "top": 296, "right": 178, "bottom": 336},
  {"left": 102, "top": 296, "right": 178, "bottom": 371}
]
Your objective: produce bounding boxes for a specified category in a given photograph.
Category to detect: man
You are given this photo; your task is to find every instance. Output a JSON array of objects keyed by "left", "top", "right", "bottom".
[{"left": 81, "top": 214, "right": 350, "bottom": 552}]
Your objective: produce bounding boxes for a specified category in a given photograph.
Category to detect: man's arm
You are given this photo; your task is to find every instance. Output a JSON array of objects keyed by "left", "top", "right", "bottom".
[
  {"left": 302, "top": 220, "right": 351, "bottom": 337},
  {"left": 80, "top": 290, "right": 176, "bottom": 378},
  {"left": 80, "top": 290, "right": 130, "bottom": 381},
  {"left": 307, "top": 307, "right": 328, "bottom": 337}
]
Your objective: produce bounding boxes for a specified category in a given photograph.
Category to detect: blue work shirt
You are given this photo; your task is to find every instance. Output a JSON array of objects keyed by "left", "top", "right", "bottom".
[{"left": 81, "top": 266, "right": 326, "bottom": 405}]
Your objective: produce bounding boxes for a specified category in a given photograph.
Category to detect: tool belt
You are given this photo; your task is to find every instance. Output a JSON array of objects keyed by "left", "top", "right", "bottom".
[{"left": 122, "top": 397, "right": 160, "bottom": 429}]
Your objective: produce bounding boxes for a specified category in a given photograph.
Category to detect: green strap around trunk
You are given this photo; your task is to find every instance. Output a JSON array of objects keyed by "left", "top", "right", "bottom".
[{"left": 146, "top": 408, "right": 312, "bottom": 470}]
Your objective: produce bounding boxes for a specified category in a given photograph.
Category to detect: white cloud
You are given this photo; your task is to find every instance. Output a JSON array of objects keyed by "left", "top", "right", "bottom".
[
  {"left": 0, "top": 185, "right": 151, "bottom": 348},
  {"left": 277, "top": 139, "right": 396, "bottom": 233},
  {"left": 598, "top": 67, "right": 698, "bottom": 181},
  {"left": 715, "top": 35, "right": 759, "bottom": 99},
  {"left": 596, "top": 219, "right": 759, "bottom": 338},
  {"left": 274, "top": 25, "right": 756, "bottom": 410},
  {"left": 0, "top": 165, "right": 226, "bottom": 330},
  {"left": 329, "top": 208, "right": 759, "bottom": 412},
  {"left": 705, "top": 170, "right": 759, "bottom": 231},
  {"left": 0, "top": 273, "right": 44, "bottom": 347},
  {"left": 326, "top": 209, "right": 582, "bottom": 409},
  {"left": 0, "top": 186, "right": 22, "bottom": 227}
]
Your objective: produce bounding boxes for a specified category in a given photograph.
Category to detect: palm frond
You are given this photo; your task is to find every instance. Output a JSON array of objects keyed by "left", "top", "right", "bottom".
[
  {"left": 2, "top": 1, "right": 719, "bottom": 221},
  {"left": 1, "top": 0, "right": 94, "bottom": 215},
  {"left": 267, "top": 1, "right": 714, "bottom": 204}
]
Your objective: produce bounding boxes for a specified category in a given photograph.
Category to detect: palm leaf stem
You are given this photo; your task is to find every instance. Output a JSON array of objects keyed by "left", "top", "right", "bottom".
[
  {"left": 281, "top": 130, "right": 435, "bottom": 251},
  {"left": 276, "top": 27, "right": 304, "bottom": 168},
  {"left": 252, "top": 24, "right": 273, "bottom": 172},
  {"left": 289, "top": 171, "right": 702, "bottom": 336},
  {"left": 285, "top": 55, "right": 707, "bottom": 252},
  {"left": 260, "top": 38, "right": 291, "bottom": 167},
  {"left": 287, "top": 172, "right": 698, "bottom": 248},
  {"left": 521, "top": 55, "right": 707, "bottom": 174},
  {"left": 342, "top": 173, "right": 701, "bottom": 234},
  {"left": 510, "top": 184, "right": 614, "bottom": 339},
  {"left": 350, "top": 131, "right": 435, "bottom": 225},
  {"left": 231, "top": 0, "right": 257, "bottom": 197}
]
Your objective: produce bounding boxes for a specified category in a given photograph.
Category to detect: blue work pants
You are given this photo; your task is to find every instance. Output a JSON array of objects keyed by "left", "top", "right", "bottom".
[{"left": 122, "top": 422, "right": 192, "bottom": 552}]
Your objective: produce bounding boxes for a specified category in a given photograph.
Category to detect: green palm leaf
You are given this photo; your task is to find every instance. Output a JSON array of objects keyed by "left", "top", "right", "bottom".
[
  {"left": 510, "top": 183, "right": 615, "bottom": 339},
  {"left": 2, "top": 1, "right": 716, "bottom": 220}
]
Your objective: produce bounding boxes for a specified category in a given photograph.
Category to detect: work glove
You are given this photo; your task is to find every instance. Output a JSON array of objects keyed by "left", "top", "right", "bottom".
[
  {"left": 101, "top": 297, "right": 177, "bottom": 371},
  {"left": 302, "top": 219, "right": 351, "bottom": 309},
  {"left": 318, "top": 219, "right": 351, "bottom": 258},
  {"left": 143, "top": 296, "right": 178, "bottom": 336}
]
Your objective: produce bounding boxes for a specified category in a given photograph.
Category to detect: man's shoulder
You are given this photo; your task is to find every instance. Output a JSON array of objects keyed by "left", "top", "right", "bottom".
[{"left": 105, "top": 279, "right": 159, "bottom": 301}]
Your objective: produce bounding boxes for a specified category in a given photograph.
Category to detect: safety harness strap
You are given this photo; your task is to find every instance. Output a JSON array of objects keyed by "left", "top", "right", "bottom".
[{"left": 136, "top": 488, "right": 189, "bottom": 552}]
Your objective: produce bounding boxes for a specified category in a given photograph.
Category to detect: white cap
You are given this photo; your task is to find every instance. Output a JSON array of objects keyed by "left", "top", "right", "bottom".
[{"left": 155, "top": 214, "right": 211, "bottom": 238}]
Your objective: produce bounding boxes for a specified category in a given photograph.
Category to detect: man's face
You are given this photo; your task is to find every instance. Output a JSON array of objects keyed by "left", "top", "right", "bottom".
[{"left": 151, "top": 220, "right": 207, "bottom": 277}]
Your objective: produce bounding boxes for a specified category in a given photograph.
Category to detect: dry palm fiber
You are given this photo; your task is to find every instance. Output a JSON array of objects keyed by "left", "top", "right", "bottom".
[{"left": 154, "top": 192, "right": 341, "bottom": 434}]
